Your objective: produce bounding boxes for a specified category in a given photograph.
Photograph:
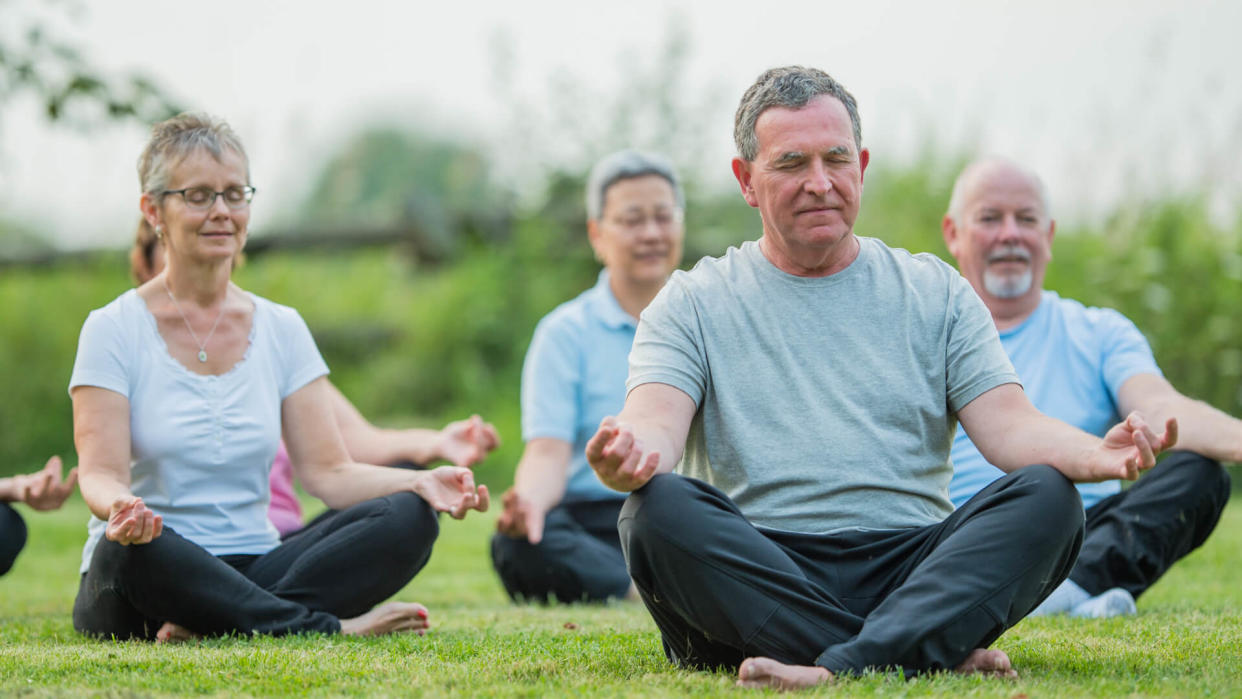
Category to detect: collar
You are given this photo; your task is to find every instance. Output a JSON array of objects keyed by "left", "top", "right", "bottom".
[{"left": 589, "top": 269, "right": 638, "bottom": 330}]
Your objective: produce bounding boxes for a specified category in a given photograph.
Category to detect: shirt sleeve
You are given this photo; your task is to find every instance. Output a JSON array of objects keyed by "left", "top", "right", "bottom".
[
  {"left": 520, "top": 313, "right": 580, "bottom": 443},
  {"left": 68, "top": 307, "right": 131, "bottom": 398},
  {"left": 275, "top": 306, "right": 330, "bottom": 399},
  {"left": 1094, "top": 307, "right": 1162, "bottom": 395},
  {"left": 626, "top": 275, "right": 709, "bottom": 407},
  {"left": 944, "top": 274, "right": 1021, "bottom": 412}
]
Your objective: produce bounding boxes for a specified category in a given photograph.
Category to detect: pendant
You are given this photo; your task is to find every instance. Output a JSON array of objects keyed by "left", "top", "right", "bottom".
[{"left": 198, "top": 350, "right": 208, "bottom": 363}]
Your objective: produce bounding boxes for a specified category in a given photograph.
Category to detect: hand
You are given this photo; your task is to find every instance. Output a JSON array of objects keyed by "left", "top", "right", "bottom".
[
  {"left": 413, "top": 466, "right": 491, "bottom": 519},
  {"left": 105, "top": 496, "right": 163, "bottom": 545},
  {"left": 436, "top": 415, "right": 501, "bottom": 468},
  {"left": 495, "top": 488, "right": 548, "bottom": 544},
  {"left": 14, "top": 456, "right": 79, "bottom": 511},
  {"left": 736, "top": 657, "right": 833, "bottom": 690},
  {"left": 584, "top": 417, "right": 661, "bottom": 492},
  {"left": 1090, "top": 412, "right": 1178, "bottom": 481}
]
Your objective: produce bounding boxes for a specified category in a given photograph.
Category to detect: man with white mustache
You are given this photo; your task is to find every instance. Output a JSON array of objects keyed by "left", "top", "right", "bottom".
[{"left": 943, "top": 157, "right": 1237, "bottom": 618}]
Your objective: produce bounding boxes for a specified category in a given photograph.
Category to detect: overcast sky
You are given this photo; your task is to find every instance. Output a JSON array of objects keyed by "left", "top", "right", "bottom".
[{"left": 1, "top": 0, "right": 1239, "bottom": 249}]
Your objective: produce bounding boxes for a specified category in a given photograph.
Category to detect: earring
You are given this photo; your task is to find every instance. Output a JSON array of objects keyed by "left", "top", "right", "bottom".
[{"left": 154, "top": 225, "right": 163, "bottom": 238}]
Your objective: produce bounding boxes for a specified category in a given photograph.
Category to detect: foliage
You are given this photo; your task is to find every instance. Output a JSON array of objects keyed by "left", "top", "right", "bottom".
[
  {"left": 1, "top": 497, "right": 1239, "bottom": 695},
  {"left": 2, "top": 155, "right": 1241, "bottom": 485}
]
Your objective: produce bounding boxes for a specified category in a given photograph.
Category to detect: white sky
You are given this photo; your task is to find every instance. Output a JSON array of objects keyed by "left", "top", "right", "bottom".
[{"left": 1, "top": 0, "right": 1239, "bottom": 249}]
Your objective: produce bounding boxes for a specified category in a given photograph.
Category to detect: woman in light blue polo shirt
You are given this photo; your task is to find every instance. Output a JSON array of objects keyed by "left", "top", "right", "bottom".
[{"left": 491, "top": 150, "right": 685, "bottom": 603}]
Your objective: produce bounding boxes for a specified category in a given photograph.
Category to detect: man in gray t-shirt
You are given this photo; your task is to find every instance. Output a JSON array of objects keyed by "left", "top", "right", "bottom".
[{"left": 585, "top": 66, "right": 1177, "bottom": 689}]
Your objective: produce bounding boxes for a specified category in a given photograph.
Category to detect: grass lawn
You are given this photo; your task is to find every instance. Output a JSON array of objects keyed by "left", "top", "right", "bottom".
[{"left": 1, "top": 496, "right": 1239, "bottom": 697}]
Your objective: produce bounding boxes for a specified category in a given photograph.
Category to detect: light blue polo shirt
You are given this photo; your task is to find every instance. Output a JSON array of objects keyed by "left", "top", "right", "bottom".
[
  {"left": 949, "top": 290, "right": 1162, "bottom": 509},
  {"left": 522, "top": 270, "right": 633, "bottom": 503}
]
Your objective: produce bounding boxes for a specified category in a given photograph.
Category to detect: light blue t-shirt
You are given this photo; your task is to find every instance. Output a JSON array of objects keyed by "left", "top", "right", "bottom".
[
  {"left": 948, "top": 290, "right": 1162, "bottom": 509},
  {"left": 521, "top": 270, "right": 632, "bottom": 503},
  {"left": 629, "top": 238, "right": 1018, "bottom": 534},
  {"left": 69, "top": 289, "right": 329, "bottom": 573}
]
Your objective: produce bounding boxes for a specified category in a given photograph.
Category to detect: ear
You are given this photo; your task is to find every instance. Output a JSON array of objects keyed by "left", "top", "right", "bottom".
[
  {"left": 586, "top": 218, "right": 604, "bottom": 263},
  {"left": 731, "top": 157, "right": 759, "bottom": 208},
  {"left": 140, "top": 192, "right": 162, "bottom": 232},
  {"left": 941, "top": 213, "right": 960, "bottom": 258},
  {"left": 858, "top": 148, "right": 870, "bottom": 183},
  {"left": 1046, "top": 218, "right": 1056, "bottom": 261}
]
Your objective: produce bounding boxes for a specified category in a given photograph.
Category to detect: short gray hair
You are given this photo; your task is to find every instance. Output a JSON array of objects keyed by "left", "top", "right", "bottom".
[
  {"left": 138, "top": 112, "right": 249, "bottom": 196},
  {"left": 734, "top": 66, "right": 862, "bottom": 162},
  {"left": 585, "top": 149, "right": 684, "bottom": 221}
]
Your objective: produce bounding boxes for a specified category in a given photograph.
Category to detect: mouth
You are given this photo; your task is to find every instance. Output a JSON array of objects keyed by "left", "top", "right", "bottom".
[{"left": 986, "top": 245, "right": 1031, "bottom": 265}]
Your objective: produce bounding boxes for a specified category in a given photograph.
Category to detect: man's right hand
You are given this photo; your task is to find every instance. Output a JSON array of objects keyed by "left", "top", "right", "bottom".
[
  {"left": 495, "top": 488, "right": 548, "bottom": 544},
  {"left": 105, "top": 496, "right": 163, "bottom": 545},
  {"left": 585, "top": 417, "right": 662, "bottom": 492}
]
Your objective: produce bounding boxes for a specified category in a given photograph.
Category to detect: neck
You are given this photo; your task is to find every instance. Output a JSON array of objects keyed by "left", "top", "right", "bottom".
[
  {"left": 607, "top": 272, "right": 665, "bottom": 321},
  {"left": 163, "top": 258, "right": 233, "bottom": 306},
  {"left": 759, "top": 233, "right": 860, "bottom": 278},
  {"left": 986, "top": 290, "right": 1043, "bottom": 331}
]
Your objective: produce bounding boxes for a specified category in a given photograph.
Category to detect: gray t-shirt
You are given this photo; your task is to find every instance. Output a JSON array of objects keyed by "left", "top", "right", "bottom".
[{"left": 628, "top": 237, "right": 1018, "bottom": 534}]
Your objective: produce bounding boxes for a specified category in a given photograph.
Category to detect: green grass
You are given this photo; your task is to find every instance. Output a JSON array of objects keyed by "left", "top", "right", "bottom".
[{"left": 1, "top": 499, "right": 1239, "bottom": 697}]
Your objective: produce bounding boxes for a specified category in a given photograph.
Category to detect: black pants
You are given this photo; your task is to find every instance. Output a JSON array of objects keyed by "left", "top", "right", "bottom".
[
  {"left": 490, "top": 499, "right": 631, "bottom": 604},
  {"left": 73, "top": 491, "right": 438, "bottom": 640},
  {"left": 619, "top": 467, "right": 1084, "bottom": 677},
  {"left": 1071, "top": 451, "right": 1230, "bottom": 598},
  {"left": 0, "top": 502, "right": 27, "bottom": 576}
]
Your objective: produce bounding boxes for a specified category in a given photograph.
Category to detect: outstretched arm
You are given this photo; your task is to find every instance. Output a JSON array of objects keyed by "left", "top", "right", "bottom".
[
  {"left": 958, "top": 383, "right": 1177, "bottom": 482},
  {"left": 0, "top": 456, "right": 78, "bottom": 510},
  {"left": 327, "top": 382, "right": 499, "bottom": 467},
  {"left": 585, "top": 382, "right": 696, "bottom": 492},
  {"left": 1117, "top": 373, "right": 1242, "bottom": 463},
  {"left": 285, "top": 377, "right": 489, "bottom": 518}
]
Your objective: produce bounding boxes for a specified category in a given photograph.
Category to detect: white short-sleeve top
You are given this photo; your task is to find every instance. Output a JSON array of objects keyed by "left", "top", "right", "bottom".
[{"left": 69, "top": 288, "right": 329, "bottom": 573}]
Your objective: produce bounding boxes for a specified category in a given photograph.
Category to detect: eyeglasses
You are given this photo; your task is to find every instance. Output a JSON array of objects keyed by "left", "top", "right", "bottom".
[
  {"left": 162, "top": 185, "right": 256, "bottom": 211},
  {"left": 606, "top": 209, "right": 683, "bottom": 232}
]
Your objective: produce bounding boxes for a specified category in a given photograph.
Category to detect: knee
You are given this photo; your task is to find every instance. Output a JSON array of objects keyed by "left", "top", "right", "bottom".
[
  {"left": 1167, "top": 452, "right": 1231, "bottom": 507},
  {"left": 385, "top": 491, "right": 440, "bottom": 543},
  {"left": 0, "top": 505, "right": 28, "bottom": 576},
  {"left": 1007, "top": 464, "right": 1084, "bottom": 539},
  {"left": 619, "top": 474, "right": 699, "bottom": 543}
]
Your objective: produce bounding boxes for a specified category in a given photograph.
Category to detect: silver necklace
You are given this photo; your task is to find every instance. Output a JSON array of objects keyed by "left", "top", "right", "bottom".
[{"left": 162, "top": 278, "right": 226, "bottom": 363}]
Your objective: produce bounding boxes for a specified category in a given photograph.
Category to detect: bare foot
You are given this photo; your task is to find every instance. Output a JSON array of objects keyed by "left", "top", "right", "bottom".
[
  {"left": 954, "top": 648, "right": 1018, "bottom": 679},
  {"left": 155, "top": 621, "right": 200, "bottom": 644},
  {"left": 339, "top": 601, "right": 430, "bottom": 637},
  {"left": 736, "top": 657, "right": 833, "bottom": 691}
]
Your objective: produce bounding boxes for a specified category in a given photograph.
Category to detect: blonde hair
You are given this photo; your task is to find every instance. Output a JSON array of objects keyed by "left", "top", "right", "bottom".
[{"left": 137, "top": 112, "right": 249, "bottom": 196}]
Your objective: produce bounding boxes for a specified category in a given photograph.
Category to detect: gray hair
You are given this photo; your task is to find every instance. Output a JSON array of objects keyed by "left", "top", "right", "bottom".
[
  {"left": 585, "top": 149, "right": 684, "bottom": 221},
  {"left": 734, "top": 66, "right": 862, "bottom": 162},
  {"left": 137, "top": 112, "right": 249, "bottom": 196},
  {"left": 946, "top": 157, "right": 1051, "bottom": 222}
]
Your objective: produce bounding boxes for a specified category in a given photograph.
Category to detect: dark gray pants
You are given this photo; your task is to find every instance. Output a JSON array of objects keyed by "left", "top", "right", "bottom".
[
  {"left": 490, "top": 499, "right": 631, "bottom": 604},
  {"left": 74, "top": 491, "right": 438, "bottom": 640},
  {"left": 0, "top": 502, "right": 27, "bottom": 576},
  {"left": 619, "top": 466, "right": 1083, "bottom": 677},
  {"left": 1071, "top": 451, "right": 1230, "bottom": 598}
]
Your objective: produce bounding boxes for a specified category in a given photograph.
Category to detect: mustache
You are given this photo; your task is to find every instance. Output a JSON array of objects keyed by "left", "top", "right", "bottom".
[{"left": 986, "top": 245, "right": 1031, "bottom": 263}]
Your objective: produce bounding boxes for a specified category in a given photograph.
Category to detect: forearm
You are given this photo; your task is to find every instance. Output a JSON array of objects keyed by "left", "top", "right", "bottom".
[
  {"left": 300, "top": 460, "right": 421, "bottom": 510},
  {"left": 1139, "top": 394, "right": 1242, "bottom": 463},
  {"left": 339, "top": 424, "right": 440, "bottom": 466},
  {"left": 0, "top": 477, "right": 16, "bottom": 503},
  {"left": 513, "top": 445, "right": 571, "bottom": 513},
  {"left": 78, "top": 470, "right": 134, "bottom": 520},
  {"left": 981, "top": 412, "right": 1101, "bottom": 481}
]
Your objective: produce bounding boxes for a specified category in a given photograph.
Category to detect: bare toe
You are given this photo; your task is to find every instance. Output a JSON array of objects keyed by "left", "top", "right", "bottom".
[
  {"left": 340, "top": 602, "right": 431, "bottom": 637},
  {"left": 955, "top": 649, "right": 1018, "bottom": 679}
]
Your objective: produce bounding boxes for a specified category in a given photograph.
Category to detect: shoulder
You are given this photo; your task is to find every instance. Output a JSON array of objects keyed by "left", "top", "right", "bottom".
[
  {"left": 81, "top": 288, "right": 142, "bottom": 334},
  {"left": 249, "top": 292, "right": 310, "bottom": 331},
  {"left": 862, "top": 238, "right": 961, "bottom": 282},
  {"left": 1040, "top": 291, "right": 1138, "bottom": 335},
  {"left": 533, "top": 284, "right": 599, "bottom": 343}
]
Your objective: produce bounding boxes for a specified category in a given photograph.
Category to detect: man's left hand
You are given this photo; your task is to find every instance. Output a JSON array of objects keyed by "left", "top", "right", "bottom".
[{"left": 1089, "top": 412, "right": 1178, "bottom": 481}]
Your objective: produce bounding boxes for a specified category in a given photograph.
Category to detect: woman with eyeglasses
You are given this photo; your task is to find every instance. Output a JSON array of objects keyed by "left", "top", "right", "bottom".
[
  {"left": 491, "top": 150, "right": 685, "bottom": 604},
  {"left": 69, "top": 113, "right": 489, "bottom": 641}
]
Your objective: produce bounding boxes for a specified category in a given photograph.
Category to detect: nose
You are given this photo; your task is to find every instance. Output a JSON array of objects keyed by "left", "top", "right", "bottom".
[
  {"left": 207, "top": 192, "right": 232, "bottom": 217},
  {"left": 803, "top": 160, "right": 832, "bottom": 196}
]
